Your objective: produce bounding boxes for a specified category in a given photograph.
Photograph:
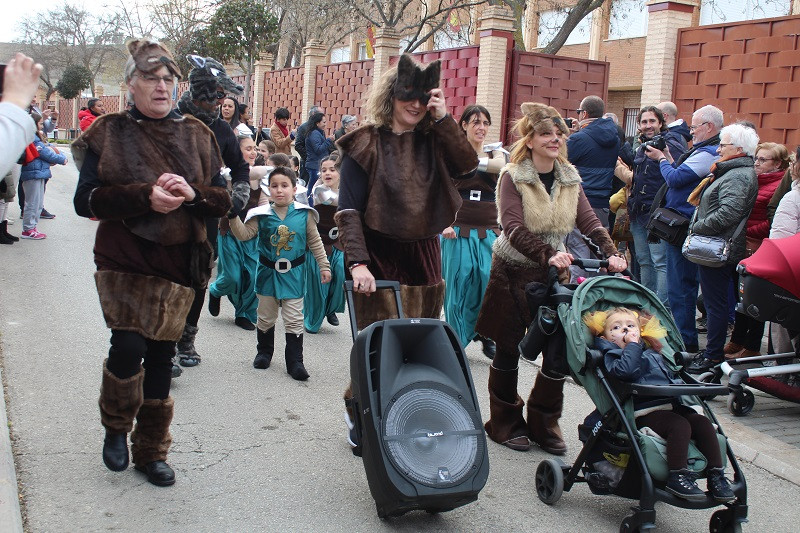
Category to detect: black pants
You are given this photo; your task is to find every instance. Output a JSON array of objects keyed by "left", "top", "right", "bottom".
[
  {"left": 106, "top": 330, "right": 173, "bottom": 400},
  {"left": 636, "top": 406, "right": 722, "bottom": 471}
]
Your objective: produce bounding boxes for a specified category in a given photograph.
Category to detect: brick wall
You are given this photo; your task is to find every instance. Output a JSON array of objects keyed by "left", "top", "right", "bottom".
[
  {"left": 261, "top": 67, "right": 304, "bottom": 131},
  {"left": 607, "top": 90, "right": 643, "bottom": 119},
  {"left": 507, "top": 50, "right": 610, "bottom": 140},
  {"left": 314, "top": 60, "right": 374, "bottom": 137},
  {"left": 673, "top": 15, "right": 800, "bottom": 146}
]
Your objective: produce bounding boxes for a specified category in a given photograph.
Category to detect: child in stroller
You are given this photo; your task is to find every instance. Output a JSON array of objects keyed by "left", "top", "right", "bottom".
[{"left": 586, "top": 306, "right": 735, "bottom": 503}]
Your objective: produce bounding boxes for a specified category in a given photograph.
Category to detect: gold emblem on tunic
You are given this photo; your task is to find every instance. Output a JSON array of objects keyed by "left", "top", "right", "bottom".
[{"left": 270, "top": 225, "right": 295, "bottom": 255}]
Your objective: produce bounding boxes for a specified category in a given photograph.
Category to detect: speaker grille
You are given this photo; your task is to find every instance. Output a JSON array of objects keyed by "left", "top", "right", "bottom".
[{"left": 383, "top": 384, "right": 481, "bottom": 487}]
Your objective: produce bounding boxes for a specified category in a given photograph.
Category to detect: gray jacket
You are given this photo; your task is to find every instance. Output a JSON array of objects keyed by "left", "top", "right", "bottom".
[{"left": 690, "top": 156, "right": 757, "bottom": 265}]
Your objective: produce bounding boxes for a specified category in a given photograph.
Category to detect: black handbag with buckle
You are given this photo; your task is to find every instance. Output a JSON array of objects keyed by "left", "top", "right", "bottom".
[{"left": 646, "top": 184, "right": 690, "bottom": 247}]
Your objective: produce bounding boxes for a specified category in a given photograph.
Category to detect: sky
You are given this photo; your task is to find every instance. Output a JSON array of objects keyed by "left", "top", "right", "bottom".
[{"left": 0, "top": 1, "right": 111, "bottom": 45}]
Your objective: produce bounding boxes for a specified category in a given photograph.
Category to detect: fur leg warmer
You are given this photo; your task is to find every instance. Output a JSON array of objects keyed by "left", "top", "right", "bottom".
[
  {"left": 484, "top": 366, "right": 530, "bottom": 449},
  {"left": 527, "top": 371, "right": 567, "bottom": 455},
  {"left": 99, "top": 359, "right": 144, "bottom": 434},
  {"left": 131, "top": 397, "right": 174, "bottom": 466}
]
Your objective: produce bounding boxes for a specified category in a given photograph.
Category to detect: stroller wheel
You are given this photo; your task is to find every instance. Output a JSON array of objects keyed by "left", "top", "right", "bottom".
[
  {"left": 709, "top": 508, "right": 744, "bottom": 532},
  {"left": 727, "top": 389, "right": 755, "bottom": 416},
  {"left": 535, "top": 458, "right": 565, "bottom": 505}
]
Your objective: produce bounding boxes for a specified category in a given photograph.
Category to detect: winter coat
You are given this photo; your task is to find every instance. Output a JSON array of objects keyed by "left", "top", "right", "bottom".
[
  {"left": 596, "top": 336, "right": 683, "bottom": 414},
  {"left": 304, "top": 128, "right": 334, "bottom": 171},
  {"left": 690, "top": 156, "right": 758, "bottom": 266},
  {"left": 746, "top": 170, "right": 784, "bottom": 240},
  {"left": 79, "top": 109, "right": 99, "bottom": 131},
  {"left": 659, "top": 136, "right": 720, "bottom": 219},
  {"left": 770, "top": 179, "right": 800, "bottom": 239},
  {"left": 20, "top": 137, "right": 66, "bottom": 181},
  {"left": 628, "top": 129, "right": 686, "bottom": 217},
  {"left": 566, "top": 117, "right": 620, "bottom": 208},
  {"left": 667, "top": 120, "right": 691, "bottom": 154}
]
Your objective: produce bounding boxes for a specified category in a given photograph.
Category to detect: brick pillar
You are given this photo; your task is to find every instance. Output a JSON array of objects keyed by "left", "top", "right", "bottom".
[
  {"left": 640, "top": 0, "right": 697, "bottom": 105},
  {"left": 118, "top": 83, "right": 126, "bottom": 112},
  {"left": 475, "top": 5, "right": 515, "bottom": 144},
  {"left": 588, "top": 2, "right": 610, "bottom": 61},
  {"left": 793, "top": 0, "right": 800, "bottom": 15},
  {"left": 252, "top": 53, "right": 274, "bottom": 130},
  {"left": 371, "top": 27, "right": 400, "bottom": 88},
  {"left": 301, "top": 40, "right": 327, "bottom": 121}
]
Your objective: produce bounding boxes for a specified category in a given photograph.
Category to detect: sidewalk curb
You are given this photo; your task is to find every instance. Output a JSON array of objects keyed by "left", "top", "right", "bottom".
[{"left": 0, "top": 366, "right": 24, "bottom": 533}]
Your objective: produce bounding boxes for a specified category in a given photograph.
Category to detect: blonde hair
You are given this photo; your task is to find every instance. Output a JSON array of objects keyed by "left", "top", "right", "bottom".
[
  {"left": 509, "top": 102, "right": 569, "bottom": 165},
  {"left": 756, "top": 142, "right": 790, "bottom": 170},
  {"left": 364, "top": 58, "right": 433, "bottom": 132}
]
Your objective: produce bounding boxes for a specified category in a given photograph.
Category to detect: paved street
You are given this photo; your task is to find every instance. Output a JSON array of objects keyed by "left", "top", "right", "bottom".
[{"left": 1, "top": 163, "right": 799, "bottom": 532}]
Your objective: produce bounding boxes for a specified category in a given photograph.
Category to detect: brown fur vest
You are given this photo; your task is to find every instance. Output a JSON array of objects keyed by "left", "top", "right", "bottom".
[{"left": 73, "top": 112, "right": 223, "bottom": 246}]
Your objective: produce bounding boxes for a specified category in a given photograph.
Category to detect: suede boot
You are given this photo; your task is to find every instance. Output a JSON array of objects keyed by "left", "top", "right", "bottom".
[
  {"left": 99, "top": 359, "right": 144, "bottom": 472},
  {"left": 253, "top": 327, "right": 275, "bottom": 369},
  {"left": 131, "top": 397, "right": 176, "bottom": 486},
  {"left": 527, "top": 371, "right": 567, "bottom": 455},
  {"left": 484, "top": 366, "right": 530, "bottom": 451},
  {"left": 1, "top": 221, "right": 18, "bottom": 242},
  {"left": 285, "top": 333, "right": 309, "bottom": 381},
  {"left": 177, "top": 323, "right": 201, "bottom": 367}
]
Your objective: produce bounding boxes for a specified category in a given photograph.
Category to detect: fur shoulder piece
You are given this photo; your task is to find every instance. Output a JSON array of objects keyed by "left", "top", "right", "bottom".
[
  {"left": 335, "top": 125, "right": 379, "bottom": 174},
  {"left": 506, "top": 158, "right": 582, "bottom": 187}
]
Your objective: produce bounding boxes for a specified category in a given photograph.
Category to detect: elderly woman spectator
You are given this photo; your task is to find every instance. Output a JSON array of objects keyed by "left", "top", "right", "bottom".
[
  {"left": 270, "top": 107, "right": 294, "bottom": 155},
  {"left": 304, "top": 111, "right": 334, "bottom": 203},
  {"left": 335, "top": 54, "right": 477, "bottom": 447},
  {"left": 724, "top": 142, "right": 789, "bottom": 359},
  {"left": 686, "top": 123, "right": 759, "bottom": 373},
  {"left": 334, "top": 114, "right": 358, "bottom": 140},
  {"left": 72, "top": 39, "right": 231, "bottom": 486}
]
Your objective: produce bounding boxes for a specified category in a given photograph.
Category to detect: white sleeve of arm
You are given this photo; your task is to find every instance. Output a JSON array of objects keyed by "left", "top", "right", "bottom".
[{"left": 0, "top": 103, "right": 35, "bottom": 177}]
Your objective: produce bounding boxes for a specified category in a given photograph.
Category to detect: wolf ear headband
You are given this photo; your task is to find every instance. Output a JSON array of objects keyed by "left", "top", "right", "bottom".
[{"left": 393, "top": 54, "right": 441, "bottom": 106}]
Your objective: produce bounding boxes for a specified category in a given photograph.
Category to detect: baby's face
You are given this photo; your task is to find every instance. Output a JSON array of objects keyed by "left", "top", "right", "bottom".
[{"left": 602, "top": 311, "right": 640, "bottom": 348}]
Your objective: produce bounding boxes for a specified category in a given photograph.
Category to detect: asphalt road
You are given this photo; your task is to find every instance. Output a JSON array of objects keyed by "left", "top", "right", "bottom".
[{"left": 1, "top": 164, "right": 799, "bottom": 532}]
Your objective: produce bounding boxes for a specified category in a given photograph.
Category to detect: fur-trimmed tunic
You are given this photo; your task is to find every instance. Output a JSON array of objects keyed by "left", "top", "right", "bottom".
[
  {"left": 73, "top": 108, "right": 231, "bottom": 341},
  {"left": 475, "top": 158, "right": 617, "bottom": 355},
  {"left": 334, "top": 117, "right": 478, "bottom": 328}
]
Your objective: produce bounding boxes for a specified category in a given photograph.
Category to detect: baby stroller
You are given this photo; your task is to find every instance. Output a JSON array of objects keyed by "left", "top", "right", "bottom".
[
  {"left": 526, "top": 259, "right": 748, "bottom": 532},
  {"left": 712, "top": 234, "right": 800, "bottom": 416}
]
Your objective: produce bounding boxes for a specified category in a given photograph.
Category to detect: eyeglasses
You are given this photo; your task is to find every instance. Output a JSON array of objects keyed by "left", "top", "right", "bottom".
[
  {"left": 576, "top": 109, "right": 584, "bottom": 114},
  {"left": 689, "top": 121, "right": 709, "bottom": 132},
  {"left": 718, "top": 143, "right": 734, "bottom": 147},
  {"left": 136, "top": 73, "right": 175, "bottom": 87},
  {"left": 754, "top": 156, "right": 775, "bottom": 163}
]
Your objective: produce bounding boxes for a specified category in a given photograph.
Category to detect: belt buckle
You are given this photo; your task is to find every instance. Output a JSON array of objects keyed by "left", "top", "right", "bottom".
[
  {"left": 275, "top": 258, "right": 292, "bottom": 273},
  {"left": 329, "top": 226, "right": 339, "bottom": 240},
  {"left": 469, "top": 190, "right": 481, "bottom": 201}
]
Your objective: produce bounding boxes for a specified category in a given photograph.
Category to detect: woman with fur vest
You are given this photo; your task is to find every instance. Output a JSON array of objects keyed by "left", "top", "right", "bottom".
[
  {"left": 335, "top": 54, "right": 478, "bottom": 447},
  {"left": 475, "top": 102, "right": 626, "bottom": 454},
  {"left": 72, "top": 39, "right": 231, "bottom": 487}
]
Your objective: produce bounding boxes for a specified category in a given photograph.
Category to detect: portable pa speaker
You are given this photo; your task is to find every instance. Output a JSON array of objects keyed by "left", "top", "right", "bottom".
[{"left": 349, "top": 307, "right": 489, "bottom": 518}]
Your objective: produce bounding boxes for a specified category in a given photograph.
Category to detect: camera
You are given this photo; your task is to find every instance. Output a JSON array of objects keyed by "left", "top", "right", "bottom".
[
  {"left": 641, "top": 134, "right": 667, "bottom": 151},
  {"left": 564, "top": 117, "right": 573, "bottom": 128}
]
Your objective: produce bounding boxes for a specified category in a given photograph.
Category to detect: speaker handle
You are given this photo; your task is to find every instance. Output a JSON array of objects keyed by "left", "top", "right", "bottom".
[{"left": 344, "top": 280, "right": 404, "bottom": 342}]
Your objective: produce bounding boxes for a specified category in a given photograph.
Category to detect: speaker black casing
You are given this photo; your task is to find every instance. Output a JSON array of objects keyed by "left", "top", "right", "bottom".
[{"left": 349, "top": 318, "right": 489, "bottom": 518}]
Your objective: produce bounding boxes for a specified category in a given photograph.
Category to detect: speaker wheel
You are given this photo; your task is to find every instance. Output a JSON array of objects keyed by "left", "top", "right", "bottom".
[{"left": 536, "top": 458, "right": 565, "bottom": 505}]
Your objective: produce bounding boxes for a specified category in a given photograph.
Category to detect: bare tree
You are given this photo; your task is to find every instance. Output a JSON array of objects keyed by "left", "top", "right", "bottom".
[
  {"left": 115, "top": 0, "right": 159, "bottom": 38},
  {"left": 19, "top": 3, "right": 126, "bottom": 96}
]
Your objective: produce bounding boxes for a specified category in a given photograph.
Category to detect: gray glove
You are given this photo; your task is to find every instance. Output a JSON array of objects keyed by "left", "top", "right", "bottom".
[{"left": 230, "top": 180, "right": 251, "bottom": 215}]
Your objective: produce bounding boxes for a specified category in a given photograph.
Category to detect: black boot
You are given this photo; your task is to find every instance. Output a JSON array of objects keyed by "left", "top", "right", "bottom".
[
  {"left": 99, "top": 359, "right": 144, "bottom": 472},
  {"left": 131, "top": 397, "right": 176, "bottom": 487},
  {"left": 253, "top": 327, "right": 275, "bottom": 369},
  {"left": 666, "top": 469, "right": 706, "bottom": 502},
  {"left": 285, "top": 333, "right": 309, "bottom": 381},
  {"left": 177, "top": 324, "right": 200, "bottom": 367},
  {"left": 326, "top": 312, "right": 339, "bottom": 326},
  {"left": 0, "top": 221, "right": 17, "bottom": 243},
  {"left": 208, "top": 294, "right": 221, "bottom": 317},
  {"left": 475, "top": 335, "right": 496, "bottom": 359}
]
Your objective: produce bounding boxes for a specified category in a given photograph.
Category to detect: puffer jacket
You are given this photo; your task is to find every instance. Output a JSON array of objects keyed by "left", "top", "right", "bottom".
[
  {"left": 770, "top": 179, "right": 800, "bottom": 239},
  {"left": 690, "top": 156, "right": 758, "bottom": 266},
  {"left": 566, "top": 117, "right": 620, "bottom": 208},
  {"left": 19, "top": 137, "right": 66, "bottom": 182},
  {"left": 79, "top": 109, "right": 99, "bottom": 131},
  {"left": 746, "top": 170, "right": 784, "bottom": 240}
]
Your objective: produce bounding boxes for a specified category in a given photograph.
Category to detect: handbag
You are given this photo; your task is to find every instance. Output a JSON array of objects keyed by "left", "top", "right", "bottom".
[
  {"left": 646, "top": 184, "right": 690, "bottom": 247},
  {"left": 681, "top": 211, "right": 748, "bottom": 268}
]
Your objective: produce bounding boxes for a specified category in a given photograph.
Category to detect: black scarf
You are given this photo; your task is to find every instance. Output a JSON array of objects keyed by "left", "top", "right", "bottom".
[{"left": 177, "top": 91, "right": 219, "bottom": 125}]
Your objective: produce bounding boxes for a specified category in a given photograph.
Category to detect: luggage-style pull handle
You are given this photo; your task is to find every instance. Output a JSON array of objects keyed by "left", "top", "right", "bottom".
[{"left": 344, "top": 280, "right": 404, "bottom": 342}]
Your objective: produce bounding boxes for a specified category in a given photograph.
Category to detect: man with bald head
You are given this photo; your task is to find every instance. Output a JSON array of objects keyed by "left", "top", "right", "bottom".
[{"left": 657, "top": 101, "right": 691, "bottom": 154}]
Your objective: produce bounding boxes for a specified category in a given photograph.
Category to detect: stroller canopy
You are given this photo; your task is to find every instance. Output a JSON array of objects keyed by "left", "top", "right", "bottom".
[{"left": 740, "top": 233, "right": 800, "bottom": 298}]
